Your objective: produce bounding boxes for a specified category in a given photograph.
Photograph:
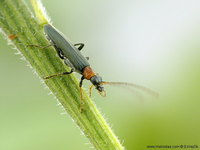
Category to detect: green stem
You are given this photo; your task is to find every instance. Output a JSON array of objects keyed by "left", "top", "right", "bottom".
[{"left": 0, "top": 0, "right": 125, "bottom": 150}]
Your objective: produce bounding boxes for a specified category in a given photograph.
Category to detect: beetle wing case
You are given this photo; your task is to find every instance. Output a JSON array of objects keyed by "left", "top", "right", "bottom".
[{"left": 44, "top": 24, "right": 90, "bottom": 72}]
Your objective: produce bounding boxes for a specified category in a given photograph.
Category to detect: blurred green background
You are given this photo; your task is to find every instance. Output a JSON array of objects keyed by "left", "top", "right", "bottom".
[{"left": 1, "top": 0, "right": 200, "bottom": 149}]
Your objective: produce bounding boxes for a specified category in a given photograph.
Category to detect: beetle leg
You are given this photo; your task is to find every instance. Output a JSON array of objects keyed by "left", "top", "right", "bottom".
[
  {"left": 74, "top": 43, "right": 84, "bottom": 51},
  {"left": 27, "top": 44, "right": 53, "bottom": 49},
  {"left": 57, "top": 50, "right": 64, "bottom": 59},
  {"left": 89, "top": 85, "right": 94, "bottom": 97},
  {"left": 28, "top": 43, "right": 66, "bottom": 60},
  {"left": 79, "top": 76, "right": 85, "bottom": 112},
  {"left": 53, "top": 45, "right": 65, "bottom": 59},
  {"left": 85, "top": 56, "right": 89, "bottom": 60},
  {"left": 64, "top": 58, "right": 76, "bottom": 70},
  {"left": 43, "top": 69, "right": 73, "bottom": 80}
]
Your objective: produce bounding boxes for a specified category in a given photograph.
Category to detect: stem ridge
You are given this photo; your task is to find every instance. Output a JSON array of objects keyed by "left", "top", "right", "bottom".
[{"left": 0, "top": 0, "right": 125, "bottom": 150}]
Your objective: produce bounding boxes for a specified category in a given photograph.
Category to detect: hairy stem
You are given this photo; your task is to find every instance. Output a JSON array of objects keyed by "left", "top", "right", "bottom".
[{"left": 0, "top": 0, "right": 125, "bottom": 150}]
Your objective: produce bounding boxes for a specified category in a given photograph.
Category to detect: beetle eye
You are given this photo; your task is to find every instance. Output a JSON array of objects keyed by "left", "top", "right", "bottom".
[{"left": 96, "top": 85, "right": 104, "bottom": 92}]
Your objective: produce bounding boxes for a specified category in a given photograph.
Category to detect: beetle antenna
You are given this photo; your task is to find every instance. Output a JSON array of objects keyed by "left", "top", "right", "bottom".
[{"left": 101, "top": 81, "right": 159, "bottom": 98}]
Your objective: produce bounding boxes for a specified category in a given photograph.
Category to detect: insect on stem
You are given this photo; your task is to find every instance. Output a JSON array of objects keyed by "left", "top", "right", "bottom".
[{"left": 28, "top": 23, "right": 158, "bottom": 112}]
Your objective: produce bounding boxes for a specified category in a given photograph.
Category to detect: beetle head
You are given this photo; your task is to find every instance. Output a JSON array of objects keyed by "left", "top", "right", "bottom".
[{"left": 90, "top": 75, "right": 106, "bottom": 96}]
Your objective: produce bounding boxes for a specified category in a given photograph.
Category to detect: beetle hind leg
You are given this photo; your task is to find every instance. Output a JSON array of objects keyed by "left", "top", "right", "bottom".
[
  {"left": 27, "top": 44, "right": 53, "bottom": 49},
  {"left": 64, "top": 58, "right": 76, "bottom": 70},
  {"left": 43, "top": 69, "right": 74, "bottom": 80},
  {"left": 74, "top": 43, "right": 84, "bottom": 51}
]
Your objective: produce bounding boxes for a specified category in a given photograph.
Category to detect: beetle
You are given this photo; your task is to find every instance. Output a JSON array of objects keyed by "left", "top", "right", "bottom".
[
  {"left": 43, "top": 24, "right": 105, "bottom": 97},
  {"left": 29, "top": 24, "right": 158, "bottom": 110}
]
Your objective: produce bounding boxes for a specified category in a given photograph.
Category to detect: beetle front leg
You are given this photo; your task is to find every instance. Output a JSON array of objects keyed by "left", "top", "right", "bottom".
[
  {"left": 79, "top": 76, "right": 85, "bottom": 112},
  {"left": 74, "top": 43, "right": 84, "bottom": 51}
]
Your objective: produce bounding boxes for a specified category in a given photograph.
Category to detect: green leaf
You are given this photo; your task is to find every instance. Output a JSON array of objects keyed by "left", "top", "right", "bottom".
[{"left": 0, "top": 0, "right": 125, "bottom": 150}]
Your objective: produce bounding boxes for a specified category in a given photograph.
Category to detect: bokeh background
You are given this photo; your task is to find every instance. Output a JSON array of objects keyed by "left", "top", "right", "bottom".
[{"left": 1, "top": 0, "right": 200, "bottom": 149}]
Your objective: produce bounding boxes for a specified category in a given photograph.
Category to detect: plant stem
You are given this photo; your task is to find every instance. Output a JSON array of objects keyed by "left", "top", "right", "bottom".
[{"left": 0, "top": 0, "right": 125, "bottom": 150}]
